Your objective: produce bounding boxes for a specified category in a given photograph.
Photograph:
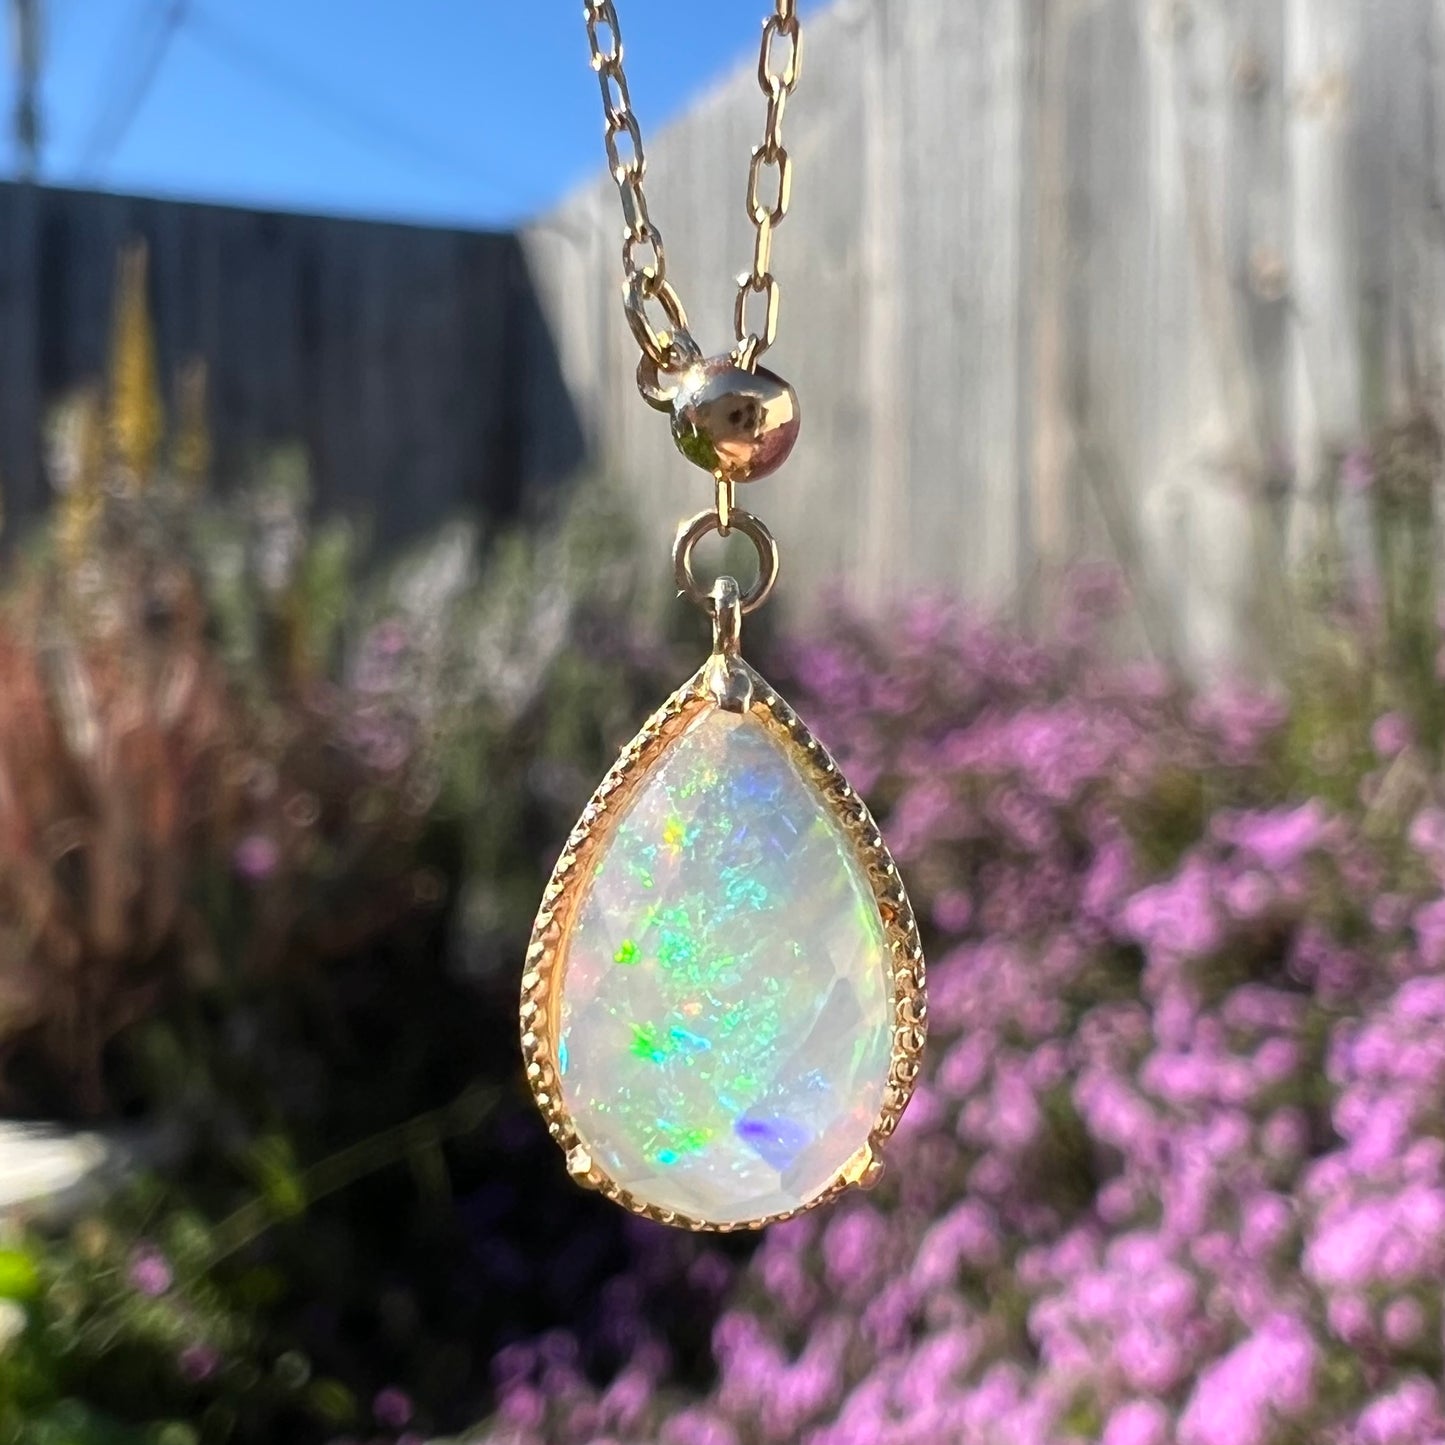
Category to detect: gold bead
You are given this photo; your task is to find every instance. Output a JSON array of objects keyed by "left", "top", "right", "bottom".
[{"left": 670, "top": 355, "right": 800, "bottom": 483}]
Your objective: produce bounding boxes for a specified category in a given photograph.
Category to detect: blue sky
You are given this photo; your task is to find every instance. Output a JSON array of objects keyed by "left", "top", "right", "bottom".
[{"left": 0, "top": 1, "right": 825, "bottom": 228}]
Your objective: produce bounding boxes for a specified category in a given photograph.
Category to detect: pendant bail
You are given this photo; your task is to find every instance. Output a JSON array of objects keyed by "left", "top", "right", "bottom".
[
  {"left": 705, "top": 575, "right": 752, "bottom": 712},
  {"left": 710, "top": 575, "right": 743, "bottom": 656}
]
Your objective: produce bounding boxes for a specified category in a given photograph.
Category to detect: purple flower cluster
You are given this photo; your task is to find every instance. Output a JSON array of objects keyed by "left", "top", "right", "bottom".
[{"left": 468, "top": 584, "right": 1445, "bottom": 1445}]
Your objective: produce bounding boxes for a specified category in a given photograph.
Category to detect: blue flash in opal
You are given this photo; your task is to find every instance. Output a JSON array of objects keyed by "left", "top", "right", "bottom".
[
  {"left": 734, "top": 1114, "right": 811, "bottom": 1171},
  {"left": 721, "top": 867, "right": 769, "bottom": 909},
  {"left": 668, "top": 1025, "right": 711, "bottom": 1053}
]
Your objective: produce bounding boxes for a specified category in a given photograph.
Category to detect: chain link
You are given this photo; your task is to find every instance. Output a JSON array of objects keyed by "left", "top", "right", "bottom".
[
  {"left": 587, "top": 1, "right": 684, "bottom": 369},
  {"left": 584, "top": 0, "right": 802, "bottom": 385},
  {"left": 734, "top": 0, "right": 802, "bottom": 365}
]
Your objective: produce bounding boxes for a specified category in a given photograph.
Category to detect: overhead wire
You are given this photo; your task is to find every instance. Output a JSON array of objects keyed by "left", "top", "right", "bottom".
[
  {"left": 76, "top": 0, "right": 190, "bottom": 177},
  {"left": 183, "top": 4, "right": 529, "bottom": 204}
]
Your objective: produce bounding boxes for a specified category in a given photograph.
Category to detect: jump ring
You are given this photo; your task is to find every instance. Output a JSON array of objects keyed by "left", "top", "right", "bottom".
[
  {"left": 635, "top": 330, "right": 702, "bottom": 410},
  {"left": 673, "top": 507, "right": 779, "bottom": 615},
  {"left": 625, "top": 269, "right": 693, "bottom": 369}
]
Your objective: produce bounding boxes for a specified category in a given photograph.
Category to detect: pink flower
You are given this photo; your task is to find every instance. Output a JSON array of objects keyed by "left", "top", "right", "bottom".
[
  {"left": 1177, "top": 1315, "right": 1318, "bottom": 1445},
  {"left": 455, "top": 601, "right": 1445, "bottom": 1445},
  {"left": 931, "top": 888, "right": 974, "bottom": 934},
  {"left": 1227, "top": 802, "right": 1330, "bottom": 873},
  {"left": 374, "top": 1388, "right": 414, "bottom": 1428},
  {"left": 1240, "top": 1193, "right": 1293, "bottom": 1257},
  {"left": 1084, "top": 837, "right": 1136, "bottom": 921},
  {"left": 1102, "top": 1399, "right": 1171, "bottom": 1445},
  {"left": 1326, "top": 1293, "right": 1371, "bottom": 1343},
  {"left": 660, "top": 1409, "right": 739, "bottom": 1445},
  {"left": 178, "top": 1344, "right": 220, "bottom": 1382},
  {"left": 1371, "top": 712, "right": 1413, "bottom": 758},
  {"left": 1409, "top": 807, "right": 1445, "bottom": 868},
  {"left": 821, "top": 1208, "right": 888, "bottom": 1292},
  {"left": 1222, "top": 870, "right": 1272, "bottom": 920},
  {"left": 233, "top": 833, "right": 280, "bottom": 882},
  {"left": 1382, "top": 1298, "right": 1426, "bottom": 1347},
  {"left": 912, "top": 1201, "right": 1002, "bottom": 1292},
  {"left": 1414, "top": 899, "right": 1445, "bottom": 966},
  {"left": 498, "top": 1382, "right": 545, "bottom": 1430},
  {"left": 1354, "top": 1377, "right": 1445, "bottom": 1443},
  {"left": 1342, "top": 445, "right": 1376, "bottom": 493},
  {"left": 127, "top": 1247, "right": 172, "bottom": 1297},
  {"left": 1121, "top": 857, "right": 1222, "bottom": 959}
]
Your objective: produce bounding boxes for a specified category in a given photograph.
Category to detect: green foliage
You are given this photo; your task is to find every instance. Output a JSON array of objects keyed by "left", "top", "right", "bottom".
[
  {"left": 349, "top": 488, "right": 669, "bottom": 971},
  {"left": 1286, "top": 413, "right": 1445, "bottom": 789},
  {"left": 0, "top": 1254, "right": 38, "bottom": 1303}
]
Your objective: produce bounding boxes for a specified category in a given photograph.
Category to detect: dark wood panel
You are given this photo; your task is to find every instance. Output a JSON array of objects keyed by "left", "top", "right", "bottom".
[{"left": 0, "top": 182, "right": 584, "bottom": 545}]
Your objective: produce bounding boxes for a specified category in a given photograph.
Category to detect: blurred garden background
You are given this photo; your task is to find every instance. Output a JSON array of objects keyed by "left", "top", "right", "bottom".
[{"left": 4, "top": 1, "right": 1445, "bottom": 1443}]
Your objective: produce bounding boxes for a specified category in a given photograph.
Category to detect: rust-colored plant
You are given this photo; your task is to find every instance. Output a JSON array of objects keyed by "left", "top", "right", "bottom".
[
  {"left": 0, "top": 519, "right": 432, "bottom": 1116},
  {"left": 0, "top": 552, "right": 239, "bottom": 1112}
]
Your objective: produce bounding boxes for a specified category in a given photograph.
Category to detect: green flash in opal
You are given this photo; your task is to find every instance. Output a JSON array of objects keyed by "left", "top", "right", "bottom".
[{"left": 629, "top": 1023, "right": 667, "bottom": 1063}]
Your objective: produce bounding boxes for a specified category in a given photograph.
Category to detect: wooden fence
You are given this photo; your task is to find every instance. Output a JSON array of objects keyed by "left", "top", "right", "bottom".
[
  {"left": 1, "top": 0, "right": 1438, "bottom": 669},
  {"left": 525, "top": 0, "right": 1445, "bottom": 671},
  {"left": 0, "top": 182, "right": 584, "bottom": 545}
]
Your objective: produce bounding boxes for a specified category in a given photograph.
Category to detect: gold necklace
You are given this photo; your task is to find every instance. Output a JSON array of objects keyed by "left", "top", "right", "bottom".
[{"left": 519, "top": 1, "right": 927, "bottom": 1232}]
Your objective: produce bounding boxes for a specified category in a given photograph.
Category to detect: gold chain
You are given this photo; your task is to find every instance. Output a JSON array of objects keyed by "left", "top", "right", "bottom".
[
  {"left": 584, "top": 1, "right": 803, "bottom": 389},
  {"left": 734, "top": 2, "right": 801, "bottom": 368}
]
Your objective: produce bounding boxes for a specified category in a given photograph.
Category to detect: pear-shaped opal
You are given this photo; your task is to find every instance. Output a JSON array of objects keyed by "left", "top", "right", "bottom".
[{"left": 553, "top": 705, "right": 895, "bottom": 1224}]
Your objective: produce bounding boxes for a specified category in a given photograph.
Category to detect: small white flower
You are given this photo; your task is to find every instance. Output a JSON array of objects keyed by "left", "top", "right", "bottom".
[{"left": 0, "top": 1300, "right": 27, "bottom": 1354}]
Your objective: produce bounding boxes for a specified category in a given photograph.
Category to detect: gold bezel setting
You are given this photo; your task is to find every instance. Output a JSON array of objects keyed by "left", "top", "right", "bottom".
[{"left": 519, "top": 655, "right": 928, "bottom": 1232}]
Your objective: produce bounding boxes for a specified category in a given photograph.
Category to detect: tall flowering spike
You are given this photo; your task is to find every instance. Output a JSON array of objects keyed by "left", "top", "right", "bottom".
[
  {"left": 54, "top": 386, "right": 106, "bottom": 570},
  {"left": 106, "top": 241, "right": 166, "bottom": 485},
  {"left": 172, "top": 358, "right": 212, "bottom": 493}
]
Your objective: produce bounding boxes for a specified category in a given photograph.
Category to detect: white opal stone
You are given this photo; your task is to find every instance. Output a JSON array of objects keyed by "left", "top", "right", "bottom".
[{"left": 556, "top": 705, "right": 893, "bottom": 1224}]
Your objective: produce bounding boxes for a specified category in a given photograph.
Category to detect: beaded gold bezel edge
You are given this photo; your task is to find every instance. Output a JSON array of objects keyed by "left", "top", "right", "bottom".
[{"left": 517, "top": 656, "right": 928, "bottom": 1233}]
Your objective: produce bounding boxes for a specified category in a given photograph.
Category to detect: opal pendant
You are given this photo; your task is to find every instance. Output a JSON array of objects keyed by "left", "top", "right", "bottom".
[{"left": 520, "top": 614, "right": 926, "bottom": 1230}]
